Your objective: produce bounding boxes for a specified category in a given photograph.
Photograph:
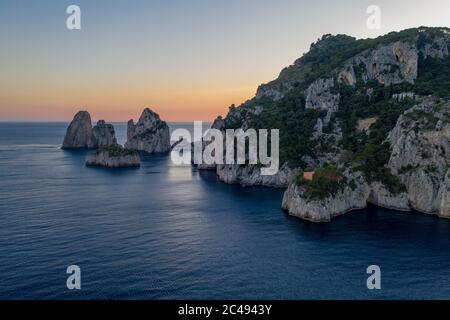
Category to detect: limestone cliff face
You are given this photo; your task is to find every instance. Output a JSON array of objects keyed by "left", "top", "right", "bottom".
[
  {"left": 216, "top": 164, "right": 295, "bottom": 188},
  {"left": 205, "top": 39, "right": 423, "bottom": 190},
  {"left": 255, "top": 83, "right": 287, "bottom": 101},
  {"left": 282, "top": 171, "right": 370, "bottom": 222},
  {"left": 125, "top": 108, "right": 171, "bottom": 153},
  {"left": 346, "top": 41, "right": 418, "bottom": 86},
  {"left": 89, "top": 120, "right": 117, "bottom": 148},
  {"left": 196, "top": 112, "right": 292, "bottom": 186},
  {"left": 282, "top": 98, "right": 450, "bottom": 222},
  {"left": 305, "top": 78, "right": 340, "bottom": 111},
  {"left": 62, "top": 111, "right": 93, "bottom": 149},
  {"left": 304, "top": 77, "right": 340, "bottom": 128},
  {"left": 338, "top": 67, "right": 357, "bottom": 86},
  {"left": 367, "top": 182, "right": 410, "bottom": 211},
  {"left": 438, "top": 172, "right": 450, "bottom": 218},
  {"left": 387, "top": 99, "right": 450, "bottom": 215}
]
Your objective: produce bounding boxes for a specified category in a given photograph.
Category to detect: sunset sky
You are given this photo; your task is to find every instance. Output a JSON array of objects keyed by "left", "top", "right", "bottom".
[{"left": 1, "top": 0, "right": 450, "bottom": 122}]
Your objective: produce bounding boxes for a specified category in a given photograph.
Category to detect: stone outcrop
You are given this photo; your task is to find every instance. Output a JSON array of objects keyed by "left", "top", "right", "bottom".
[
  {"left": 216, "top": 164, "right": 295, "bottom": 188},
  {"left": 387, "top": 98, "right": 450, "bottom": 215},
  {"left": 338, "top": 67, "right": 356, "bottom": 86},
  {"left": 62, "top": 111, "right": 117, "bottom": 149},
  {"left": 357, "top": 117, "right": 378, "bottom": 133},
  {"left": 255, "top": 84, "right": 285, "bottom": 101},
  {"left": 282, "top": 171, "right": 370, "bottom": 222},
  {"left": 348, "top": 41, "right": 418, "bottom": 86},
  {"left": 89, "top": 120, "right": 117, "bottom": 148},
  {"left": 62, "top": 111, "right": 93, "bottom": 149},
  {"left": 86, "top": 145, "right": 140, "bottom": 168},
  {"left": 305, "top": 78, "right": 339, "bottom": 111},
  {"left": 125, "top": 108, "right": 171, "bottom": 153},
  {"left": 367, "top": 182, "right": 410, "bottom": 211}
]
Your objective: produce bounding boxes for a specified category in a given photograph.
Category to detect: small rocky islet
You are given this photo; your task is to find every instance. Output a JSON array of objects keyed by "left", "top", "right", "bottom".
[
  {"left": 62, "top": 107, "right": 171, "bottom": 168},
  {"left": 62, "top": 27, "right": 450, "bottom": 223},
  {"left": 86, "top": 145, "right": 140, "bottom": 168}
]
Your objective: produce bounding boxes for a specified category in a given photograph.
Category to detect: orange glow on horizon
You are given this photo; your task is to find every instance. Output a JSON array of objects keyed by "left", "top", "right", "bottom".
[{"left": 0, "top": 85, "right": 257, "bottom": 122}]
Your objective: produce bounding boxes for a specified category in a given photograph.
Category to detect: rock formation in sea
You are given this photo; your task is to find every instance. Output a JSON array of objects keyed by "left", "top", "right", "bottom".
[
  {"left": 62, "top": 111, "right": 118, "bottom": 149},
  {"left": 62, "top": 111, "right": 93, "bottom": 149},
  {"left": 89, "top": 120, "right": 117, "bottom": 148},
  {"left": 86, "top": 145, "right": 140, "bottom": 168},
  {"left": 200, "top": 27, "right": 450, "bottom": 222},
  {"left": 125, "top": 108, "right": 171, "bottom": 153}
]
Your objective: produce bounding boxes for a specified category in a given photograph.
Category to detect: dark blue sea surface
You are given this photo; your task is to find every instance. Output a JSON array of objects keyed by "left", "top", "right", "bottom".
[{"left": 1, "top": 122, "right": 450, "bottom": 300}]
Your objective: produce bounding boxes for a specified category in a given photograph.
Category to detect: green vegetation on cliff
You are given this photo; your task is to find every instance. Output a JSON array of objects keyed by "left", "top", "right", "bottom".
[
  {"left": 415, "top": 55, "right": 450, "bottom": 99},
  {"left": 251, "top": 93, "right": 325, "bottom": 168},
  {"left": 225, "top": 27, "right": 450, "bottom": 195},
  {"left": 97, "top": 145, "right": 138, "bottom": 157},
  {"left": 295, "top": 164, "right": 351, "bottom": 200}
]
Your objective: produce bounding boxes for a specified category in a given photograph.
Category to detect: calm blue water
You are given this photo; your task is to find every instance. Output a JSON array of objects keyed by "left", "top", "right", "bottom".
[{"left": 1, "top": 122, "right": 450, "bottom": 300}]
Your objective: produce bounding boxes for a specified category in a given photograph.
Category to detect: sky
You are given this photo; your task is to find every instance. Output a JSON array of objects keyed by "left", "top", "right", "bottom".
[{"left": 1, "top": 0, "right": 450, "bottom": 122}]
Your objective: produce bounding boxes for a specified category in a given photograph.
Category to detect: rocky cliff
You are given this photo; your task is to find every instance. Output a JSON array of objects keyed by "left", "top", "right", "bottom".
[
  {"left": 204, "top": 27, "right": 450, "bottom": 222},
  {"left": 282, "top": 170, "right": 370, "bottom": 222},
  {"left": 216, "top": 164, "right": 296, "bottom": 187},
  {"left": 386, "top": 98, "right": 450, "bottom": 215},
  {"left": 282, "top": 98, "right": 450, "bottom": 221},
  {"left": 125, "top": 108, "right": 171, "bottom": 153}
]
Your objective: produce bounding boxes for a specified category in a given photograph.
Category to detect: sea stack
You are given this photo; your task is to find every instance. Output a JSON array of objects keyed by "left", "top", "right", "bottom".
[
  {"left": 125, "top": 108, "right": 171, "bottom": 153},
  {"left": 62, "top": 111, "right": 93, "bottom": 149},
  {"left": 62, "top": 111, "right": 117, "bottom": 149},
  {"left": 89, "top": 120, "right": 118, "bottom": 148}
]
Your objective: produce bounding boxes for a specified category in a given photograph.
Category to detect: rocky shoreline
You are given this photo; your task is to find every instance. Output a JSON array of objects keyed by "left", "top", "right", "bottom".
[{"left": 196, "top": 27, "right": 450, "bottom": 223}]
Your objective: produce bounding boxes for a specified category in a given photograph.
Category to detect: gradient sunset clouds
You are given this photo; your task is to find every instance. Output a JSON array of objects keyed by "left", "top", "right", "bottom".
[{"left": 1, "top": 0, "right": 450, "bottom": 122}]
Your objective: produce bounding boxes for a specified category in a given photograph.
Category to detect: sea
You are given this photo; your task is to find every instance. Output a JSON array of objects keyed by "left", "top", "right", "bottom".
[{"left": 1, "top": 122, "right": 450, "bottom": 300}]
